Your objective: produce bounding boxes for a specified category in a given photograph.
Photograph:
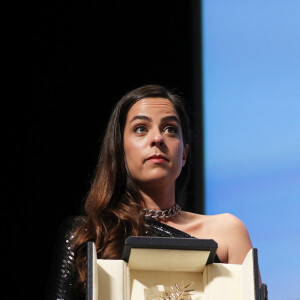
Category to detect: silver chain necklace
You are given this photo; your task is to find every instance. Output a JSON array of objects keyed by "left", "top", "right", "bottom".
[{"left": 143, "top": 203, "right": 181, "bottom": 219}]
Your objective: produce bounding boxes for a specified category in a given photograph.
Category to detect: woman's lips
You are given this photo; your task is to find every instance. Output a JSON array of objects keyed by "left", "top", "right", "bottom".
[{"left": 145, "top": 155, "right": 169, "bottom": 163}]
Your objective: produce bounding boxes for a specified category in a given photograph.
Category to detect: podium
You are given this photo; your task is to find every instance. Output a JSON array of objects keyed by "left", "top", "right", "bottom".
[{"left": 87, "top": 236, "right": 267, "bottom": 300}]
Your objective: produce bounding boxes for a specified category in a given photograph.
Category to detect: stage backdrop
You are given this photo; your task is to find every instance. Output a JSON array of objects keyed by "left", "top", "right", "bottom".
[{"left": 202, "top": 1, "right": 300, "bottom": 300}]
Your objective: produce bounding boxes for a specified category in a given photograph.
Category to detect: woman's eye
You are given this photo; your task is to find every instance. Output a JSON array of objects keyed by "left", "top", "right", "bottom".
[
  {"left": 165, "top": 126, "right": 178, "bottom": 134},
  {"left": 134, "top": 125, "right": 147, "bottom": 134}
]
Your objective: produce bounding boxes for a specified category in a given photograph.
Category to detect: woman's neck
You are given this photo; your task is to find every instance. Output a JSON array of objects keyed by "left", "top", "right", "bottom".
[{"left": 138, "top": 184, "right": 176, "bottom": 210}]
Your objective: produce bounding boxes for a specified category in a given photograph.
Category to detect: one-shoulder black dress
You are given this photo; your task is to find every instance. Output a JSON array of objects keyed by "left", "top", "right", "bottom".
[{"left": 46, "top": 215, "right": 270, "bottom": 300}]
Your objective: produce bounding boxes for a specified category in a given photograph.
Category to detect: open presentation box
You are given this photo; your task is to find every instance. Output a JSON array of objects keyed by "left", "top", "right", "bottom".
[{"left": 87, "top": 236, "right": 261, "bottom": 300}]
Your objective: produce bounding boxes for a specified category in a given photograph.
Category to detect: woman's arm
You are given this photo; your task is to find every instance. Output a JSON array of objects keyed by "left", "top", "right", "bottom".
[
  {"left": 223, "top": 213, "right": 262, "bottom": 286},
  {"left": 224, "top": 213, "right": 253, "bottom": 264}
]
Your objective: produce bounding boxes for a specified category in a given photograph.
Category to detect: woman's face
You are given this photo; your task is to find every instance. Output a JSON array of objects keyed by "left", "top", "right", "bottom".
[{"left": 123, "top": 97, "right": 189, "bottom": 189}]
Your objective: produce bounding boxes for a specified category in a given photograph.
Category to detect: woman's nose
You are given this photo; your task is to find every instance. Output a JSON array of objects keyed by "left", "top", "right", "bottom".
[{"left": 150, "top": 131, "right": 165, "bottom": 147}]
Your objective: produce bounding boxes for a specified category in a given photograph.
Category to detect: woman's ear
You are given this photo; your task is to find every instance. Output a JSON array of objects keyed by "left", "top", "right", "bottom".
[{"left": 182, "top": 144, "right": 189, "bottom": 167}]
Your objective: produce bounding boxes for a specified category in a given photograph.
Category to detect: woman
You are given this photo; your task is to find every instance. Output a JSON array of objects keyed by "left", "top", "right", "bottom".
[{"left": 44, "top": 84, "right": 262, "bottom": 300}]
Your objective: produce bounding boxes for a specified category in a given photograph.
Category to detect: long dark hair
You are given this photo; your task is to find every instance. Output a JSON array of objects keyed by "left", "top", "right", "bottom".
[{"left": 73, "top": 84, "right": 191, "bottom": 295}]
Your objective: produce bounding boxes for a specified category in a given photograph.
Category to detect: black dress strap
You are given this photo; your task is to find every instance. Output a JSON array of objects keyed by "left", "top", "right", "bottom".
[{"left": 145, "top": 218, "right": 221, "bottom": 263}]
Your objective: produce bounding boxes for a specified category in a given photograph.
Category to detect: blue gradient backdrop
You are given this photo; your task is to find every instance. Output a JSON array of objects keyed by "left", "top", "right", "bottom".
[{"left": 202, "top": 1, "right": 300, "bottom": 299}]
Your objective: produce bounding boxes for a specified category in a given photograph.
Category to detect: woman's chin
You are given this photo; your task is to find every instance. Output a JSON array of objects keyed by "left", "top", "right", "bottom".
[{"left": 135, "top": 176, "right": 176, "bottom": 190}]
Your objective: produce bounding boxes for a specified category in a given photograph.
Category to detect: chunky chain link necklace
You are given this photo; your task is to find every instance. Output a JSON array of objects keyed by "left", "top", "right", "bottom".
[{"left": 143, "top": 203, "right": 181, "bottom": 219}]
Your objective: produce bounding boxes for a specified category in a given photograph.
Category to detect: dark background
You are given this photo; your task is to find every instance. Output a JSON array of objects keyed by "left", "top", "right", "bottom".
[{"left": 13, "top": 1, "right": 204, "bottom": 298}]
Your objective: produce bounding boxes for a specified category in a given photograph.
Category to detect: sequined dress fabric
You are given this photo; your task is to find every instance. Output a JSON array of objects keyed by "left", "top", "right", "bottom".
[
  {"left": 44, "top": 216, "right": 86, "bottom": 300},
  {"left": 44, "top": 215, "right": 219, "bottom": 300}
]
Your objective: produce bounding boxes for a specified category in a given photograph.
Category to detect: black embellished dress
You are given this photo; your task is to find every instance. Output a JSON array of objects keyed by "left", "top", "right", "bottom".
[{"left": 43, "top": 215, "right": 229, "bottom": 300}]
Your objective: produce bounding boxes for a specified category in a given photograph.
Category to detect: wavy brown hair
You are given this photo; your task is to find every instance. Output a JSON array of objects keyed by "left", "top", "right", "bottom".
[{"left": 72, "top": 84, "right": 191, "bottom": 296}]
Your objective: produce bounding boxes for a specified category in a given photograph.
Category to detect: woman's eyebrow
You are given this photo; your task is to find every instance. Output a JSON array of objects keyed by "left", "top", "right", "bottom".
[
  {"left": 161, "top": 115, "right": 180, "bottom": 124},
  {"left": 129, "top": 115, "right": 180, "bottom": 124},
  {"left": 129, "top": 115, "right": 152, "bottom": 123}
]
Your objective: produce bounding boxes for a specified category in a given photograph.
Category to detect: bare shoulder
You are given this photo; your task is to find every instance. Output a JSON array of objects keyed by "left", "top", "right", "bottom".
[
  {"left": 202, "top": 212, "right": 242, "bottom": 222},
  {"left": 181, "top": 211, "right": 247, "bottom": 230},
  {"left": 208, "top": 213, "right": 249, "bottom": 231},
  {"left": 212, "top": 213, "right": 253, "bottom": 264},
  {"left": 203, "top": 213, "right": 251, "bottom": 243},
  {"left": 179, "top": 212, "right": 253, "bottom": 264}
]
